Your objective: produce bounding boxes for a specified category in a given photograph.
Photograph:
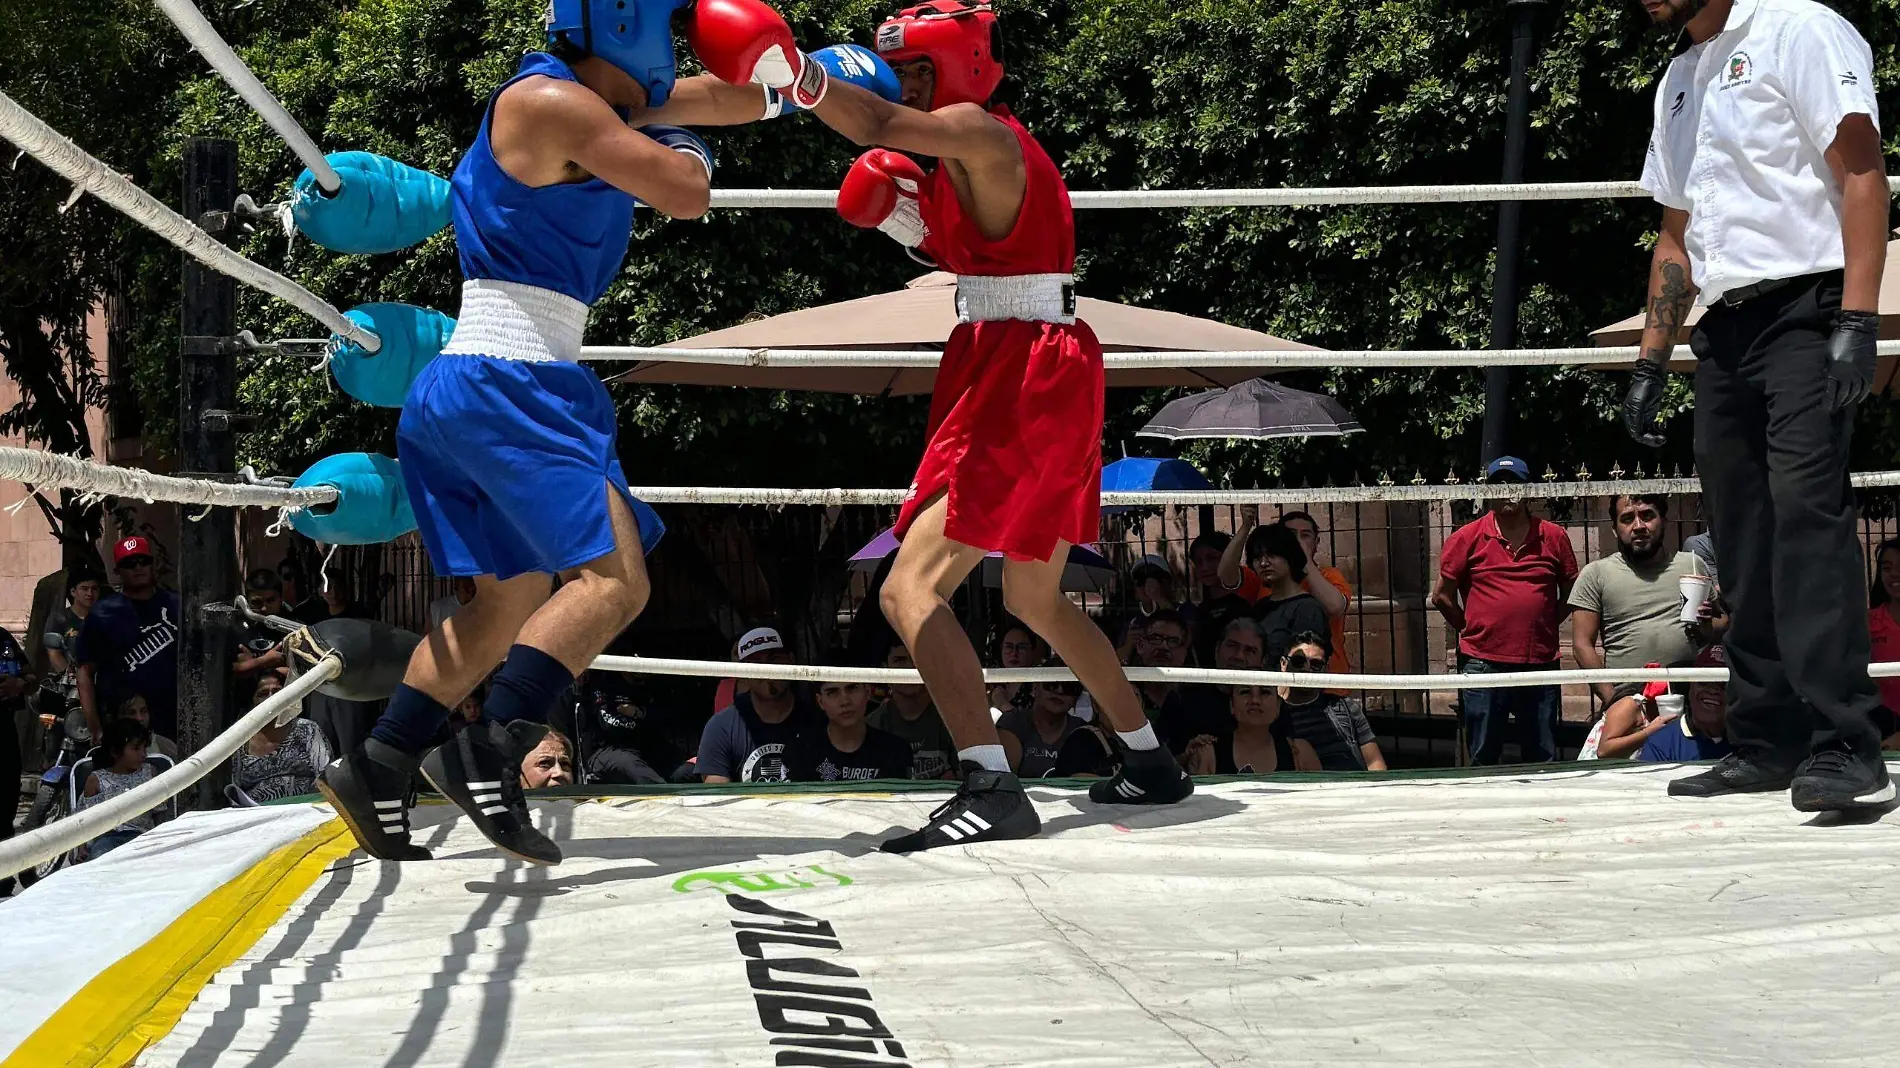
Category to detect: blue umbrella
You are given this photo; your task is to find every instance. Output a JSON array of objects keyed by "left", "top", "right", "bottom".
[
  {"left": 1100, "top": 457, "right": 1212, "bottom": 514},
  {"left": 1101, "top": 457, "right": 1213, "bottom": 492}
]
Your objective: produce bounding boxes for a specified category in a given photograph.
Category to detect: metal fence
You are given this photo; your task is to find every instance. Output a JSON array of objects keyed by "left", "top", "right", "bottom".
[{"left": 286, "top": 489, "right": 1900, "bottom": 769}]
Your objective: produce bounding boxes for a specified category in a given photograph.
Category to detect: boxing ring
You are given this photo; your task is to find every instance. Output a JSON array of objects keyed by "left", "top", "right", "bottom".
[{"left": 5, "top": 10, "right": 1900, "bottom": 1065}]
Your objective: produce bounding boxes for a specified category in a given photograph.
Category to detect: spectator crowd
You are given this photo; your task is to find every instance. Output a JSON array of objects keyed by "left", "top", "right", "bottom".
[{"left": 9, "top": 464, "right": 1900, "bottom": 893}]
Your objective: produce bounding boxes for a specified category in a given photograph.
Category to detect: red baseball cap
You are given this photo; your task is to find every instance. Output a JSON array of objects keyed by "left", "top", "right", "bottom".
[{"left": 113, "top": 536, "right": 154, "bottom": 565}]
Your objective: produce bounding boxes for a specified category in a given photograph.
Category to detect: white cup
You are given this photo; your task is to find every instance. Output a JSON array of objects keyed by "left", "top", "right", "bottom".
[
  {"left": 1678, "top": 573, "right": 1714, "bottom": 623},
  {"left": 1654, "top": 694, "right": 1685, "bottom": 721}
]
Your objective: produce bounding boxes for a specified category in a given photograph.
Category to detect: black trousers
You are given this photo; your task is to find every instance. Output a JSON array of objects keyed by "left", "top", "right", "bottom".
[{"left": 1691, "top": 270, "right": 1884, "bottom": 762}]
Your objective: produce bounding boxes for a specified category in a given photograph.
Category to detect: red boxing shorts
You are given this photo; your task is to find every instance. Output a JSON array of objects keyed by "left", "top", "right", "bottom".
[{"left": 893, "top": 318, "right": 1104, "bottom": 562}]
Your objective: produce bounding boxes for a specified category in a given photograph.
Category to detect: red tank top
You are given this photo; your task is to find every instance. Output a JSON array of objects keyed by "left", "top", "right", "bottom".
[{"left": 918, "top": 108, "right": 1074, "bottom": 277}]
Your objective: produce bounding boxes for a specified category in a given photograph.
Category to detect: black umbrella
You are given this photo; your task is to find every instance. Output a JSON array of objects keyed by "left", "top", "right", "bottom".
[{"left": 1136, "top": 377, "right": 1364, "bottom": 441}]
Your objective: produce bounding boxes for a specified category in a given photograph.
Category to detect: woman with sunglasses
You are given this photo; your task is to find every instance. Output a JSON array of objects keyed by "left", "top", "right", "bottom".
[
  {"left": 998, "top": 676, "right": 1088, "bottom": 778},
  {"left": 1182, "top": 683, "right": 1296, "bottom": 775},
  {"left": 1278, "top": 632, "right": 1388, "bottom": 772}
]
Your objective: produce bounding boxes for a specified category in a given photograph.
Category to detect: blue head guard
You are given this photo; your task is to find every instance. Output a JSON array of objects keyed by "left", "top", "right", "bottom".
[{"left": 546, "top": 0, "right": 692, "bottom": 107}]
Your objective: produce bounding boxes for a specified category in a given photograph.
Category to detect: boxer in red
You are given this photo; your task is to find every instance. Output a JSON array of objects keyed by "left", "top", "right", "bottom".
[{"left": 692, "top": 0, "right": 1195, "bottom": 852}]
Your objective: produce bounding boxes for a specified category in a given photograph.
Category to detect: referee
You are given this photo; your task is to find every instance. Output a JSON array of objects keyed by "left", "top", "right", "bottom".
[{"left": 1623, "top": 0, "right": 1892, "bottom": 810}]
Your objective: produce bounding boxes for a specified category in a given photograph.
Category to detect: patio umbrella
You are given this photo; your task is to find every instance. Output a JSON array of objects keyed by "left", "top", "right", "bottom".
[
  {"left": 1137, "top": 377, "right": 1363, "bottom": 441},
  {"left": 848, "top": 527, "right": 1116, "bottom": 593},
  {"left": 605, "top": 272, "right": 1320, "bottom": 395}
]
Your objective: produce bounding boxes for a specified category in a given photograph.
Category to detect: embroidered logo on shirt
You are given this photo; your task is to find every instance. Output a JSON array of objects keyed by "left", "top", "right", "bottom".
[
  {"left": 1840, "top": 70, "right": 1860, "bottom": 86},
  {"left": 1721, "top": 51, "right": 1753, "bottom": 90},
  {"left": 1668, "top": 91, "right": 1685, "bottom": 116}
]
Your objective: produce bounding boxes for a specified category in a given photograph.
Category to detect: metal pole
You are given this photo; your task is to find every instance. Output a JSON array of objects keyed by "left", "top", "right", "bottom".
[
  {"left": 1481, "top": 0, "right": 1547, "bottom": 467},
  {"left": 178, "top": 137, "right": 239, "bottom": 802}
]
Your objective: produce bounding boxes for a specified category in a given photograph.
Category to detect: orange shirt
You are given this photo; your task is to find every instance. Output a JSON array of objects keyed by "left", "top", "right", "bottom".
[{"left": 1313, "top": 565, "right": 1354, "bottom": 674}]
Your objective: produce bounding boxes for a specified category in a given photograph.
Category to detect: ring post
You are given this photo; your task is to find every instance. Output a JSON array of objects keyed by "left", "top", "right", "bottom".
[
  {"left": 178, "top": 137, "right": 241, "bottom": 805},
  {"left": 1481, "top": 0, "right": 1549, "bottom": 468}
]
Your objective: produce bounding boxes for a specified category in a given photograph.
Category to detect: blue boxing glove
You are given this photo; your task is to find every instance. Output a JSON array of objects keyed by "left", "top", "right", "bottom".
[
  {"left": 639, "top": 124, "right": 713, "bottom": 179},
  {"left": 762, "top": 44, "right": 900, "bottom": 118}
]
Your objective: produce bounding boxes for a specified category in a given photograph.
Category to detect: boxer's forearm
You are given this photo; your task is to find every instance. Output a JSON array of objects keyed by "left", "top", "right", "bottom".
[{"left": 633, "top": 76, "right": 768, "bottom": 127}]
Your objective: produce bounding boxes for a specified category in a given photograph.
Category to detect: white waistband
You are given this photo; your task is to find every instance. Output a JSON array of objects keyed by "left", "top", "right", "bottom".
[
  {"left": 441, "top": 279, "right": 588, "bottom": 363},
  {"left": 955, "top": 273, "right": 1077, "bottom": 324}
]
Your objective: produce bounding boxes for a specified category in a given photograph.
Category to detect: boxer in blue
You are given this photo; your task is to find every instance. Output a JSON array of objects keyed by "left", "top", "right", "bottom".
[
  {"left": 316, "top": 0, "right": 721, "bottom": 866},
  {"left": 318, "top": 1, "right": 906, "bottom": 866}
]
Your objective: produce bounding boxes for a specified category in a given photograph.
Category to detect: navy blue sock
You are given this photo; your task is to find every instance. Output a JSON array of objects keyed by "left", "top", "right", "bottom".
[
  {"left": 371, "top": 684, "right": 455, "bottom": 756},
  {"left": 483, "top": 644, "right": 575, "bottom": 726}
]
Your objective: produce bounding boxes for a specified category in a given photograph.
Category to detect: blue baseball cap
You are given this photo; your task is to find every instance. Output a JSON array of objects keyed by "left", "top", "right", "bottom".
[{"left": 1483, "top": 456, "right": 1531, "bottom": 483}]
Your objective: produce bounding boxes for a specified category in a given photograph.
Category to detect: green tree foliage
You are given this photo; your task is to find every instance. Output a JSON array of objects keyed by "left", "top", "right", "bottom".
[{"left": 0, "top": 0, "right": 191, "bottom": 561}]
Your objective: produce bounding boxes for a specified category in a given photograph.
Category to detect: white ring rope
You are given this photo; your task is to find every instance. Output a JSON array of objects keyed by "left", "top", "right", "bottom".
[
  {"left": 592, "top": 654, "right": 1900, "bottom": 689},
  {"left": 0, "top": 446, "right": 336, "bottom": 510},
  {"left": 626, "top": 469, "right": 1900, "bottom": 507},
  {"left": 0, "top": 654, "right": 340, "bottom": 882},
  {"left": 0, "top": 91, "right": 379, "bottom": 352},
  {"left": 587, "top": 342, "right": 1900, "bottom": 369},
  {"left": 150, "top": 0, "right": 340, "bottom": 194},
  {"left": 4, "top": 444, "right": 1899, "bottom": 511},
  {"left": 708, "top": 177, "right": 1900, "bottom": 210}
]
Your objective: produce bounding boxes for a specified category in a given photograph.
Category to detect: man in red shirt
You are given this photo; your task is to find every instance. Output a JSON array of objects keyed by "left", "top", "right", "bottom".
[{"left": 1431, "top": 457, "right": 1580, "bottom": 765}]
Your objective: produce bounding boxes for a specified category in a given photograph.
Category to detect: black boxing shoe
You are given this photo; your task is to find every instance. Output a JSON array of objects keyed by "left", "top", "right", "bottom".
[
  {"left": 1088, "top": 744, "right": 1194, "bottom": 806},
  {"left": 880, "top": 762, "right": 1041, "bottom": 854},
  {"left": 317, "top": 739, "right": 433, "bottom": 862},
  {"left": 420, "top": 719, "right": 561, "bottom": 866}
]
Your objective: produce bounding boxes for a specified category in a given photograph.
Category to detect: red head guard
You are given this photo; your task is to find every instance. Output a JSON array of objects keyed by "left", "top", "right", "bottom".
[{"left": 874, "top": 1, "right": 1004, "bottom": 112}]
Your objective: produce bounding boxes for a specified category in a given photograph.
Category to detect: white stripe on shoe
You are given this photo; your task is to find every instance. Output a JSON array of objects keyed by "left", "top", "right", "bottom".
[
  {"left": 373, "top": 799, "right": 405, "bottom": 810},
  {"left": 472, "top": 792, "right": 502, "bottom": 804},
  {"left": 1115, "top": 780, "right": 1145, "bottom": 799},
  {"left": 467, "top": 780, "right": 504, "bottom": 790},
  {"left": 479, "top": 804, "right": 510, "bottom": 816}
]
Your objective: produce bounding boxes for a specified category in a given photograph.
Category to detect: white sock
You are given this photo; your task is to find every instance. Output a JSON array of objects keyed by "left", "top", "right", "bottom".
[
  {"left": 1116, "top": 723, "right": 1161, "bottom": 752},
  {"left": 959, "top": 744, "right": 1010, "bottom": 773}
]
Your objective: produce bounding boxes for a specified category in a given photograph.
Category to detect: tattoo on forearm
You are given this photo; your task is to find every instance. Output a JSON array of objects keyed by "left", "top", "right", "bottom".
[{"left": 1641, "top": 259, "right": 1693, "bottom": 365}]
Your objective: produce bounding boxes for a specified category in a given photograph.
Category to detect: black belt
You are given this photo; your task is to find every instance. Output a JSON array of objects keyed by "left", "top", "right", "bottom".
[{"left": 1714, "top": 276, "right": 1797, "bottom": 308}]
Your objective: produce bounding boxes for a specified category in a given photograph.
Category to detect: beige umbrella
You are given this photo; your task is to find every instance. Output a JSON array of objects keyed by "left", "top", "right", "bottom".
[
  {"left": 1590, "top": 236, "right": 1900, "bottom": 385},
  {"left": 606, "top": 272, "right": 1317, "bottom": 395}
]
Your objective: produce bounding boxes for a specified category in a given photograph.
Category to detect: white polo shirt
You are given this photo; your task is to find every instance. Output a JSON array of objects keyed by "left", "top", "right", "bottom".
[{"left": 1639, "top": 0, "right": 1879, "bottom": 305}]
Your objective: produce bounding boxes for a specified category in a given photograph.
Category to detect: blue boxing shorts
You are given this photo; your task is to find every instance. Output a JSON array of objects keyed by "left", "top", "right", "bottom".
[{"left": 397, "top": 354, "right": 664, "bottom": 580}]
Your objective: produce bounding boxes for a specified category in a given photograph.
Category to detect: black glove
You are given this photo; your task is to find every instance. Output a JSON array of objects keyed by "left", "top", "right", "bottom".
[
  {"left": 1622, "top": 358, "right": 1667, "bottom": 447},
  {"left": 1827, "top": 310, "right": 1880, "bottom": 412}
]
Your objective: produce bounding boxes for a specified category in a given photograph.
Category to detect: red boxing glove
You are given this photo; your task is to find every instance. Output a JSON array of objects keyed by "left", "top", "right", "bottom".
[
  {"left": 838, "top": 149, "right": 927, "bottom": 248},
  {"left": 688, "top": 0, "right": 827, "bottom": 108}
]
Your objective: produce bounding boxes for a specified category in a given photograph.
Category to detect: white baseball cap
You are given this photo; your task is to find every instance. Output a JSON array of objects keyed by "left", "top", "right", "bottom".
[{"left": 736, "top": 627, "right": 787, "bottom": 662}]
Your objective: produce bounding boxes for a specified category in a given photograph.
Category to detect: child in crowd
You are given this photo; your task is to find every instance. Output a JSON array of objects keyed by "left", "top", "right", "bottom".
[
  {"left": 79, "top": 716, "right": 162, "bottom": 858},
  {"left": 118, "top": 692, "right": 178, "bottom": 759}
]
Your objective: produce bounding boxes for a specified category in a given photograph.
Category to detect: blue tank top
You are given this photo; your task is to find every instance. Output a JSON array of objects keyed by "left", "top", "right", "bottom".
[{"left": 451, "top": 52, "right": 635, "bottom": 305}]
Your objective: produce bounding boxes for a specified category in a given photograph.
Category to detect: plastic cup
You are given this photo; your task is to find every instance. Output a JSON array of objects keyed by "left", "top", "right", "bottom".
[
  {"left": 1654, "top": 694, "right": 1685, "bottom": 720},
  {"left": 1678, "top": 573, "right": 1714, "bottom": 623}
]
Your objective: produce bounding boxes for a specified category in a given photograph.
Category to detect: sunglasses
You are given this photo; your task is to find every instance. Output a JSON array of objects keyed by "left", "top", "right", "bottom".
[
  {"left": 1036, "top": 681, "right": 1081, "bottom": 696},
  {"left": 118, "top": 557, "right": 154, "bottom": 569},
  {"left": 1284, "top": 652, "right": 1325, "bottom": 671}
]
